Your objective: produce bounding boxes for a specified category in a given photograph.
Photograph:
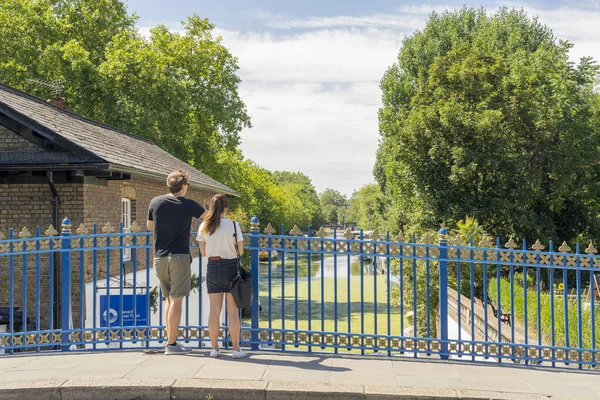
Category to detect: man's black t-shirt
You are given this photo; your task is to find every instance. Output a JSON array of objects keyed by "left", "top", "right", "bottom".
[{"left": 148, "top": 195, "right": 205, "bottom": 257}]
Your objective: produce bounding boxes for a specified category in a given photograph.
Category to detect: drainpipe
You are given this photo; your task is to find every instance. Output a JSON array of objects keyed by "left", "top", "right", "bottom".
[{"left": 46, "top": 171, "right": 60, "bottom": 330}]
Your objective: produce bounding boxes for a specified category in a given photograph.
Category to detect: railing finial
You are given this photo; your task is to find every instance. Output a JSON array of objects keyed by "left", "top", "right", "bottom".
[{"left": 250, "top": 216, "right": 260, "bottom": 232}]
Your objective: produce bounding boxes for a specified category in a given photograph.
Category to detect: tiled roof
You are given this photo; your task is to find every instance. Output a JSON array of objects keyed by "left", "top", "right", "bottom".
[{"left": 0, "top": 84, "right": 238, "bottom": 196}]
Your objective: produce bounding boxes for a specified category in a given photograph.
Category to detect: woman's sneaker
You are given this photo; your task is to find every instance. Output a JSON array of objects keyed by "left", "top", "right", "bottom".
[
  {"left": 165, "top": 343, "right": 192, "bottom": 355},
  {"left": 209, "top": 348, "right": 221, "bottom": 358},
  {"left": 232, "top": 350, "right": 247, "bottom": 359}
]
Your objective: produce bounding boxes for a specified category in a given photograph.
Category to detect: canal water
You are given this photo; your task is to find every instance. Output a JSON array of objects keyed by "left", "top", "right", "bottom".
[{"left": 258, "top": 254, "right": 379, "bottom": 280}]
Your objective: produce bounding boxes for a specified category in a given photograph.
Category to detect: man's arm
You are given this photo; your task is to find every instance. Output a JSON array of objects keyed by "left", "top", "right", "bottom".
[
  {"left": 192, "top": 201, "right": 206, "bottom": 220},
  {"left": 147, "top": 199, "right": 154, "bottom": 232}
]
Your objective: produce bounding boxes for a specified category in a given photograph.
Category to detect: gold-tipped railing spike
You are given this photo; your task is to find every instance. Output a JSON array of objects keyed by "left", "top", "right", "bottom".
[
  {"left": 75, "top": 223, "right": 88, "bottom": 235},
  {"left": 45, "top": 225, "right": 59, "bottom": 236},
  {"left": 315, "top": 227, "right": 327, "bottom": 238},
  {"left": 585, "top": 242, "right": 598, "bottom": 255},
  {"left": 558, "top": 241, "right": 572, "bottom": 253},
  {"left": 18, "top": 226, "right": 31, "bottom": 238},
  {"left": 531, "top": 240, "right": 545, "bottom": 251},
  {"left": 394, "top": 231, "right": 406, "bottom": 242},
  {"left": 129, "top": 221, "right": 143, "bottom": 232},
  {"left": 343, "top": 228, "right": 354, "bottom": 239},
  {"left": 370, "top": 229, "right": 380, "bottom": 241},
  {"left": 505, "top": 238, "right": 519, "bottom": 249},
  {"left": 449, "top": 234, "right": 465, "bottom": 246},
  {"left": 289, "top": 225, "right": 302, "bottom": 236},
  {"left": 421, "top": 232, "right": 433, "bottom": 244},
  {"left": 263, "top": 223, "right": 276, "bottom": 235},
  {"left": 478, "top": 235, "right": 493, "bottom": 248},
  {"left": 102, "top": 222, "right": 114, "bottom": 234}
]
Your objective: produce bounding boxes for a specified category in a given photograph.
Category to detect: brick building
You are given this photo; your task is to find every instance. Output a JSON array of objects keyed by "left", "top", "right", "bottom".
[{"left": 0, "top": 83, "right": 238, "bottom": 332}]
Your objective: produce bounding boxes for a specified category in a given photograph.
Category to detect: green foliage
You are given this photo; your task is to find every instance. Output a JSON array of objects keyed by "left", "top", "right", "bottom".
[
  {"left": 319, "top": 188, "right": 347, "bottom": 224},
  {"left": 346, "top": 184, "right": 386, "bottom": 231},
  {"left": 454, "top": 216, "right": 486, "bottom": 244},
  {"left": 489, "top": 277, "right": 600, "bottom": 350},
  {"left": 448, "top": 216, "right": 490, "bottom": 300},
  {"left": 376, "top": 6, "right": 600, "bottom": 243},
  {"left": 0, "top": 1, "right": 251, "bottom": 176},
  {"left": 272, "top": 171, "right": 324, "bottom": 230},
  {"left": 218, "top": 152, "right": 288, "bottom": 229},
  {"left": 389, "top": 231, "right": 440, "bottom": 338}
]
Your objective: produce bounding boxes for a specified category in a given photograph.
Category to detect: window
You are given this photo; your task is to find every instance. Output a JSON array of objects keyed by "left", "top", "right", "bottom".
[{"left": 122, "top": 198, "right": 132, "bottom": 261}]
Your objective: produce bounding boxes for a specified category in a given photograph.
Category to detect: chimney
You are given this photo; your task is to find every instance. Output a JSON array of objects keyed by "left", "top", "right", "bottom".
[{"left": 47, "top": 97, "right": 70, "bottom": 111}]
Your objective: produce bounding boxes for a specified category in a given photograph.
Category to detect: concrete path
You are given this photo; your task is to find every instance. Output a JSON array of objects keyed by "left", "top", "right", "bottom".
[{"left": 0, "top": 350, "right": 599, "bottom": 399}]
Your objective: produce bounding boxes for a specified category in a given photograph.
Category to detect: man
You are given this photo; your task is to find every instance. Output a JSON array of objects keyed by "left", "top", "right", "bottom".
[{"left": 147, "top": 169, "right": 205, "bottom": 354}]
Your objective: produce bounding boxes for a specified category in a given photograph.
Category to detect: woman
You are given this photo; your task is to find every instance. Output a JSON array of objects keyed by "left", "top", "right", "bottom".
[{"left": 197, "top": 194, "right": 246, "bottom": 359}]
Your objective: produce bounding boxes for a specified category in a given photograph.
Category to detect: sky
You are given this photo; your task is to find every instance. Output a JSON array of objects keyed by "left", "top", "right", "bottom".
[{"left": 125, "top": 0, "right": 600, "bottom": 197}]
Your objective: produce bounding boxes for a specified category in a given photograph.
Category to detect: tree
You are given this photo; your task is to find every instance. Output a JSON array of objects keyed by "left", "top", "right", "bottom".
[
  {"left": 215, "top": 151, "right": 288, "bottom": 230},
  {"left": 0, "top": 0, "right": 250, "bottom": 180},
  {"left": 272, "top": 171, "right": 324, "bottom": 230},
  {"left": 346, "top": 184, "right": 386, "bottom": 231},
  {"left": 319, "top": 189, "right": 347, "bottom": 224},
  {"left": 376, "top": 7, "right": 600, "bottom": 243}
]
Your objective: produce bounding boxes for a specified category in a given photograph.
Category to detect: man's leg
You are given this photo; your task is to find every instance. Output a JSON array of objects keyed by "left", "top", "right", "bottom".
[
  {"left": 164, "top": 254, "right": 192, "bottom": 352},
  {"left": 154, "top": 257, "right": 172, "bottom": 346},
  {"left": 167, "top": 296, "right": 183, "bottom": 345},
  {"left": 209, "top": 293, "right": 224, "bottom": 350},
  {"left": 164, "top": 297, "right": 171, "bottom": 344}
]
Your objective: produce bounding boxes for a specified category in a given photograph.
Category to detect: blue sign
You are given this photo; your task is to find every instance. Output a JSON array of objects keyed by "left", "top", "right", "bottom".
[{"left": 99, "top": 294, "right": 148, "bottom": 327}]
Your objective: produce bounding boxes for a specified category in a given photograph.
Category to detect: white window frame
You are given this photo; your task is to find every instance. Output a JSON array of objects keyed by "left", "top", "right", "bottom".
[{"left": 121, "top": 198, "right": 132, "bottom": 262}]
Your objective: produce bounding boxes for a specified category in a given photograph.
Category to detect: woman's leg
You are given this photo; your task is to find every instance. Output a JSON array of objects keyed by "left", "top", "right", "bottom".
[
  {"left": 209, "top": 293, "right": 224, "bottom": 350},
  {"left": 225, "top": 293, "right": 241, "bottom": 351}
]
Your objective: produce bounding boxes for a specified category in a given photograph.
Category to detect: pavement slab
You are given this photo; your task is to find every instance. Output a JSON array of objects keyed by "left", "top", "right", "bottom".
[
  {"left": 60, "top": 378, "right": 172, "bottom": 400},
  {"left": 173, "top": 377, "right": 268, "bottom": 400},
  {"left": 0, "top": 350, "right": 599, "bottom": 400}
]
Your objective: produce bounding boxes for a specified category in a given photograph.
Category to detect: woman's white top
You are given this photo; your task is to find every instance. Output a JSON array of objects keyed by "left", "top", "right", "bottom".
[{"left": 196, "top": 218, "right": 243, "bottom": 259}]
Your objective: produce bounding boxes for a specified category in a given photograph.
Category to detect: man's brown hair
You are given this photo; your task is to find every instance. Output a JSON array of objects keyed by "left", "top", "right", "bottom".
[{"left": 167, "top": 169, "right": 190, "bottom": 194}]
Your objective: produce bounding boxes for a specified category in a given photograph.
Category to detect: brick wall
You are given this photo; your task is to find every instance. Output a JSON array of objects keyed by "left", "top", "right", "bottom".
[
  {"left": 0, "top": 126, "right": 43, "bottom": 152},
  {"left": 0, "top": 172, "right": 216, "bottom": 336},
  {"left": 0, "top": 182, "right": 83, "bottom": 332}
]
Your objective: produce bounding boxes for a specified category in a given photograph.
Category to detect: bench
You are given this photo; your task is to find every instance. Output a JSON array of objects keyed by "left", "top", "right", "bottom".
[{"left": 487, "top": 297, "right": 512, "bottom": 327}]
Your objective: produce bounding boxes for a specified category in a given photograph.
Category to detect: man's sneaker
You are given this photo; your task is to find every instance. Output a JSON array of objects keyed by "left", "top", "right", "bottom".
[
  {"left": 232, "top": 350, "right": 247, "bottom": 359},
  {"left": 165, "top": 343, "right": 192, "bottom": 355},
  {"left": 209, "top": 348, "right": 221, "bottom": 358}
]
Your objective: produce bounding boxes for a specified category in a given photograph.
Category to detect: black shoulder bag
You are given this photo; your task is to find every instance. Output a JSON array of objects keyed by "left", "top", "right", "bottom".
[{"left": 230, "top": 221, "right": 253, "bottom": 309}]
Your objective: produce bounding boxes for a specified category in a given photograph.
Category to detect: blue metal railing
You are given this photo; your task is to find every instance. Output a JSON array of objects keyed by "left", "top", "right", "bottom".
[{"left": 0, "top": 217, "right": 599, "bottom": 369}]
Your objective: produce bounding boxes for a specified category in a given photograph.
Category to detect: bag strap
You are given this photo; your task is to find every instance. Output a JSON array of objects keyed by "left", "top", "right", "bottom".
[{"left": 232, "top": 221, "right": 241, "bottom": 277}]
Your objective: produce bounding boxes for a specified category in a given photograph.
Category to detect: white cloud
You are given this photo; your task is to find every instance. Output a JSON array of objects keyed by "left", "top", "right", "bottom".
[
  {"left": 254, "top": 5, "right": 455, "bottom": 30},
  {"left": 215, "top": 28, "right": 404, "bottom": 84},
  {"left": 213, "top": 27, "right": 407, "bottom": 196}
]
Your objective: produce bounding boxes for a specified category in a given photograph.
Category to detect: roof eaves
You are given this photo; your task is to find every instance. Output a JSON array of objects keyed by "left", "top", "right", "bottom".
[{"left": 107, "top": 164, "right": 240, "bottom": 197}]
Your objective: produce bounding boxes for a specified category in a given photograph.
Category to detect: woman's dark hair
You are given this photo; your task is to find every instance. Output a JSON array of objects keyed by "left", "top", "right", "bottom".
[{"left": 201, "top": 194, "right": 228, "bottom": 235}]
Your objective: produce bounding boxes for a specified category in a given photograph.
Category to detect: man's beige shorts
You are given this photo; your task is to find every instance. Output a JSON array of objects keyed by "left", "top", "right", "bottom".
[{"left": 153, "top": 254, "right": 192, "bottom": 298}]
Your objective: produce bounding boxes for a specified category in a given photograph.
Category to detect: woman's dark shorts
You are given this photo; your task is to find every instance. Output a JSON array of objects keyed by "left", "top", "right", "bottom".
[{"left": 206, "top": 258, "right": 238, "bottom": 294}]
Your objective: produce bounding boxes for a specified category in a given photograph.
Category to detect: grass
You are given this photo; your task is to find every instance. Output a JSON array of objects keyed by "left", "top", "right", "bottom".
[
  {"left": 489, "top": 277, "right": 600, "bottom": 350},
  {"left": 257, "top": 270, "right": 407, "bottom": 350}
]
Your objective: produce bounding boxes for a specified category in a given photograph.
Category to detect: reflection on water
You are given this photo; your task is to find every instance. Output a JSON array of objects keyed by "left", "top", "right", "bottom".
[{"left": 259, "top": 255, "right": 376, "bottom": 280}]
